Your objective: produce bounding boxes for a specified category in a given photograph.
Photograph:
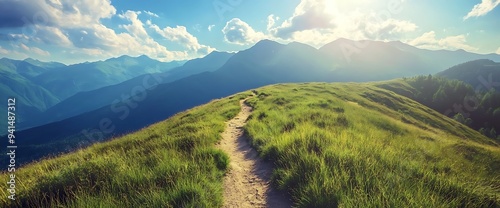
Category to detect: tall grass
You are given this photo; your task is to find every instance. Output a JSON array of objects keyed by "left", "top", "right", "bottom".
[
  {"left": 245, "top": 83, "right": 500, "bottom": 207},
  {"left": 0, "top": 92, "right": 250, "bottom": 207}
]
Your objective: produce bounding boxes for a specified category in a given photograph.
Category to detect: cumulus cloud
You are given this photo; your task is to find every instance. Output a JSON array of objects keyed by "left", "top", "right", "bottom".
[
  {"left": 119, "top": 11, "right": 148, "bottom": 39},
  {"left": 0, "top": 0, "right": 116, "bottom": 28},
  {"left": 19, "top": 43, "right": 50, "bottom": 56},
  {"left": 464, "top": 0, "right": 500, "bottom": 20},
  {"left": 150, "top": 24, "right": 214, "bottom": 55},
  {"left": 222, "top": 18, "right": 266, "bottom": 45},
  {"left": 497, "top": 47, "right": 500, "bottom": 54},
  {"left": 0, "top": 0, "right": 213, "bottom": 63},
  {"left": 269, "top": 0, "right": 336, "bottom": 38},
  {"left": 408, "top": 31, "right": 478, "bottom": 52}
]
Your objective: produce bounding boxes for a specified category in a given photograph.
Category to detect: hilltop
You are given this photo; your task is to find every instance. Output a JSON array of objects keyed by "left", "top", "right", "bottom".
[{"left": 2, "top": 82, "right": 498, "bottom": 207}]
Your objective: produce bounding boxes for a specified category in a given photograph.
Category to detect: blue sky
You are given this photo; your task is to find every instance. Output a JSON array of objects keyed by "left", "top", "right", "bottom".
[{"left": 0, "top": 0, "right": 499, "bottom": 64}]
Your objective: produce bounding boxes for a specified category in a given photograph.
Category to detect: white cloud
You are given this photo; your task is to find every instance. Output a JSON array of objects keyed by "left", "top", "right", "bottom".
[
  {"left": 497, "top": 47, "right": 500, "bottom": 54},
  {"left": 464, "top": 0, "right": 500, "bottom": 20},
  {"left": 0, "top": 0, "right": 215, "bottom": 63},
  {"left": 222, "top": 18, "right": 266, "bottom": 45},
  {"left": 150, "top": 24, "right": 214, "bottom": 55},
  {"left": 269, "top": 0, "right": 337, "bottom": 38},
  {"left": 19, "top": 43, "right": 50, "bottom": 56},
  {"left": 144, "top": 10, "right": 159, "bottom": 18},
  {"left": 119, "top": 11, "right": 148, "bottom": 39},
  {"left": 264, "top": 0, "right": 417, "bottom": 47},
  {"left": 408, "top": 31, "right": 478, "bottom": 52},
  {"left": 208, "top": 24, "right": 215, "bottom": 32},
  {"left": 267, "top": 15, "right": 279, "bottom": 31},
  {"left": 34, "top": 26, "right": 73, "bottom": 46},
  {"left": 40, "top": 0, "right": 117, "bottom": 28}
]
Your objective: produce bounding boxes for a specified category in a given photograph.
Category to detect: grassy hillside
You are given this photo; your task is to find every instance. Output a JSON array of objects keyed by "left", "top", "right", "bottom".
[
  {"left": 2, "top": 83, "right": 499, "bottom": 207},
  {"left": 376, "top": 76, "right": 500, "bottom": 140},
  {"left": 245, "top": 83, "right": 499, "bottom": 207},
  {"left": 0, "top": 92, "right": 250, "bottom": 207}
]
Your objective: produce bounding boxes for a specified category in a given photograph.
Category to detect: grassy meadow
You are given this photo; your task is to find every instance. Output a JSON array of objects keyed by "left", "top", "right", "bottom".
[{"left": 1, "top": 81, "right": 499, "bottom": 207}]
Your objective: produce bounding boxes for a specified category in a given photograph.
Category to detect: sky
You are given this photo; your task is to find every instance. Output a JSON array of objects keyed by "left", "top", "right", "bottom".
[{"left": 0, "top": 0, "right": 499, "bottom": 64}]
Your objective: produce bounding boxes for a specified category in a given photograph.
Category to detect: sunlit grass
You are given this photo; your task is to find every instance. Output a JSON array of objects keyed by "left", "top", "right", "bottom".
[
  {"left": 0, "top": 92, "right": 250, "bottom": 207},
  {"left": 245, "top": 83, "right": 499, "bottom": 207}
]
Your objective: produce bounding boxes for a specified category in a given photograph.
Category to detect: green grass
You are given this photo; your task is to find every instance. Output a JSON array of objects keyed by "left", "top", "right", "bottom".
[
  {"left": 2, "top": 82, "right": 499, "bottom": 207},
  {"left": 245, "top": 83, "right": 499, "bottom": 207},
  {"left": 0, "top": 92, "right": 251, "bottom": 207}
]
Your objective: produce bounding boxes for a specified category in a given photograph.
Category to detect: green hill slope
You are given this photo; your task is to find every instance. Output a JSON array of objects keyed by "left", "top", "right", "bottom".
[{"left": 1, "top": 83, "right": 499, "bottom": 207}]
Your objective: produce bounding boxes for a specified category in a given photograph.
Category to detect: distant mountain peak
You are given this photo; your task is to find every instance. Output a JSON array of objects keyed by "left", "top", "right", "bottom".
[
  {"left": 105, "top": 54, "right": 155, "bottom": 63},
  {"left": 205, "top": 50, "right": 230, "bottom": 57},
  {"left": 253, "top": 39, "right": 283, "bottom": 47},
  {"left": 23, "top": 58, "right": 38, "bottom": 62},
  {"left": 20, "top": 57, "right": 66, "bottom": 68},
  {"left": 137, "top": 54, "right": 151, "bottom": 59}
]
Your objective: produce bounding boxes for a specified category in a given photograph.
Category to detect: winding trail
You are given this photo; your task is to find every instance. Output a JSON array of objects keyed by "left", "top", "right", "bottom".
[{"left": 218, "top": 97, "right": 292, "bottom": 208}]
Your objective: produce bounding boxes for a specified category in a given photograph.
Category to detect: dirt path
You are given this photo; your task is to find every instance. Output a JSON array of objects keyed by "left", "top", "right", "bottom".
[{"left": 218, "top": 98, "right": 292, "bottom": 208}]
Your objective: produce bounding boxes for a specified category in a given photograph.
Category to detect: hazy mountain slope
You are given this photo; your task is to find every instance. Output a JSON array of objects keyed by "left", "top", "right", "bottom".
[
  {"left": 33, "top": 55, "right": 183, "bottom": 99},
  {"left": 388, "top": 41, "right": 500, "bottom": 70},
  {"left": 318, "top": 39, "right": 500, "bottom": 81},
  {"left": 2, "top": 83, "right": 498, "bottom": 207},
  {"left": 217, "top": 40, "right": 333, "bottom": 82},
  {"left": 436, "top": 59, "right": 500, "bottom": 91},
  {"left": 22, "top": 58, "right": 66, "bottom": 71},
  {"left": 0, "top": 58, "right": 64, "bottom": 80},
  {"left": 161, "top": 51, "right": 234, "bottom": 83},
  {"left": 320, "top": 39, "right": 432, "bottom": 81},
  {"left": 0, "top": 59, "right": 61, "bottom": 134},
  {"left": 23, "top": 51, "right": 234, "bottom": 129}
]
